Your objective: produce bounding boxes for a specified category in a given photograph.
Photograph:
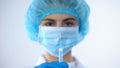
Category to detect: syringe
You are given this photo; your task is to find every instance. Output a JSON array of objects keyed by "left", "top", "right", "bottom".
[
  {"left": 59, "top": 34, "right": 63, "bottom": 62},
  {"left": 59, "top": 47, "right": 63, "bottom": 62}
]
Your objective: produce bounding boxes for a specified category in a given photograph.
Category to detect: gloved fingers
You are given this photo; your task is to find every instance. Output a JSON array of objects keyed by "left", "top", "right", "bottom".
[
  {"left": 34, "top": 61, "right": 69, "bottom": 68},
  {"left": 59, "top": 62, "right": 69, "bottom": 68},
  {"left": 47, "top": 61, "right": 68, "bottom": 68},
  {"left": 34, "top": 62, "right": 49, "bottom": 68}
]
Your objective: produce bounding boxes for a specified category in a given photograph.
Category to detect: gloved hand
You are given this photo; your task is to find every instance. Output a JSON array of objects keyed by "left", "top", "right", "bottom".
[{"left": 34, "top": 61, "right": 68, "bottom": 68}]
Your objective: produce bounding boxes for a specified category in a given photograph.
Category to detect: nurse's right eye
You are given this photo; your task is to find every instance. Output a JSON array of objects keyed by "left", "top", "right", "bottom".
[{"left": 44, "top": 22, "right": 55, "bottom": 26}]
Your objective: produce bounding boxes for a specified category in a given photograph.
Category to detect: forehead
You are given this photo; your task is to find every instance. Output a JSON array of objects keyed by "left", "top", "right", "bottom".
[{"left": 44, "top": 14, "right": 77, "bottom": 20}]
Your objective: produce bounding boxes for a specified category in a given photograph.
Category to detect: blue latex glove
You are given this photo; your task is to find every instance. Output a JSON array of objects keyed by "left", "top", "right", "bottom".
[{"left": 34, "top": 61, "right": 68, "bottom": 68}]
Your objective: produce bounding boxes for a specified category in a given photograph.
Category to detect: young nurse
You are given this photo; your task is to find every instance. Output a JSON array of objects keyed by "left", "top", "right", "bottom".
[{"left": 25, "top": 0, "right": 90, "bottom": 68}]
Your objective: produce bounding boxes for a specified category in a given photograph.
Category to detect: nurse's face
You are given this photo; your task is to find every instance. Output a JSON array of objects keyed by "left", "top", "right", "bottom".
[{"left": 41, "top": 14, "right": 78, "bottom": 27}]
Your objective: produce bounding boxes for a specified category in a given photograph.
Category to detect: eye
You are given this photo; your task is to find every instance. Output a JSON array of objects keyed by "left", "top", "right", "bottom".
[
  {"left": 63, "top": 21, "right": 74, "bottom": 27},
  {"left": 44, "top": 22, "right": 55, "bottom": 26}
]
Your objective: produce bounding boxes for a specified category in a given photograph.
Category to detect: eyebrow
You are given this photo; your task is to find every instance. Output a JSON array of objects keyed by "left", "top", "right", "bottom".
[
  {"left": 43, "top": 17, "right": 76, "bottom": 22},
  {"left": 43, "top": 19, "right": 55, "bottom": 22},
  {"left": 63, "top": 18, "right": 76, "bottom": 22}
]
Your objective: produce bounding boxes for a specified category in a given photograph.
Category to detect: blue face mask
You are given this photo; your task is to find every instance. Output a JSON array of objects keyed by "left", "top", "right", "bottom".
[{"left": 38, "top": 26, "right": 80, "bottom": 57}]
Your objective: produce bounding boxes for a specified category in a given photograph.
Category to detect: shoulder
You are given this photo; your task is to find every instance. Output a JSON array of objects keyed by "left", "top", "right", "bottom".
[
  {"left": 35, "top": 55, "right": 46, "bottom": 66},
  {"left": 74, "top": 57, "right": 85, "bottom": 68},
  {"left": 68, "top": 56, "right": 85, "bottom": 68}
]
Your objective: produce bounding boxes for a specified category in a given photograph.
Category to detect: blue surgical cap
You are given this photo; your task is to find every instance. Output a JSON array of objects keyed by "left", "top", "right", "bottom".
[{"left": 25, "top": 0, "right": 90, "bottom": 41}]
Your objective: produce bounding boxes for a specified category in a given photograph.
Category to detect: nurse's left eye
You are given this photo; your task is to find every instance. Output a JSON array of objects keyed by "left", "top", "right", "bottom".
[{"left": 63, "top": 21, "right": 74, "bottom": 27}]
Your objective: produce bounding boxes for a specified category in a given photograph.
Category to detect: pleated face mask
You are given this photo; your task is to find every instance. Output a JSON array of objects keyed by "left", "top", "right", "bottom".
[{"left": 38, "top": 26, "right": 80, "bottom": 57}]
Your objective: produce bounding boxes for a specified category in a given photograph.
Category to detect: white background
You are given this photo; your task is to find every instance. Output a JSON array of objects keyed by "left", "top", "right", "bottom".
[{"left": 0, "top": 0, "right": 120, "bottom": 68}]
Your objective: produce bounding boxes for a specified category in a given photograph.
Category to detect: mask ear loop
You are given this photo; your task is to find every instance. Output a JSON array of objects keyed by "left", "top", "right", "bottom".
[{"left": 59, "top": 33, "right": 63, "bottom": 63}]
